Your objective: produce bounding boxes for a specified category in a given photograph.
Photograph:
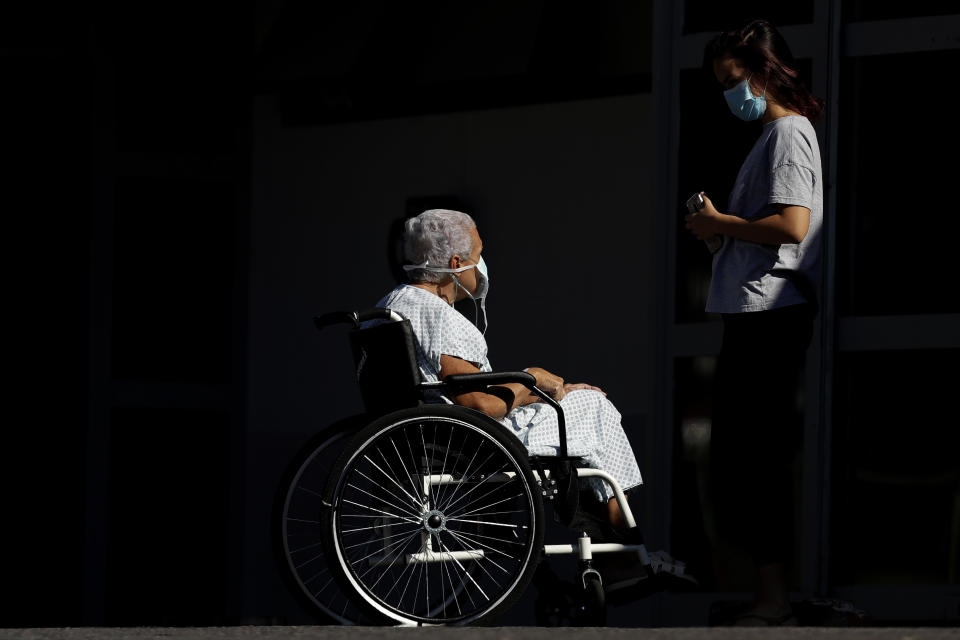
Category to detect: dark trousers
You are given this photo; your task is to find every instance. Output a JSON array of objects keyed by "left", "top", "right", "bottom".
[{"left": 709, "top": 303, "right": 814, "bottom": 567}]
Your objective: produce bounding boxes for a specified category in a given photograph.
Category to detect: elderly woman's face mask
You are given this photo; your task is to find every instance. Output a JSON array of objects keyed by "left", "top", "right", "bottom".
[
  {"left": 403, "top": 257, "right": 490, "bottom": 333},
  {"left": 469, "top": 257, "right": 489, "bottom": 299}
]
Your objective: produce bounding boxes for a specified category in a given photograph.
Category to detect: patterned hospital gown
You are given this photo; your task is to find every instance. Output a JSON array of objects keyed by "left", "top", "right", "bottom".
[{"left": 374, "top": 285, "right": 643, "bottom": 500}]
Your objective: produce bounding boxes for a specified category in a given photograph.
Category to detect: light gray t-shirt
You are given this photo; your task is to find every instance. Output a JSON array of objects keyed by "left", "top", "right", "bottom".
[{"left": 706, "top": 115, "right": 823, "bottom": 314}]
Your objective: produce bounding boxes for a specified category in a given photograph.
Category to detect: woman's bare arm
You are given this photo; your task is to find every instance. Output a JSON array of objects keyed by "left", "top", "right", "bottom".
[
  {"left": 685, "top": 193, "right": 810, "bottom": 244},
  {"left": 438, "top": 355, "right": 563, "bottom": 419}
]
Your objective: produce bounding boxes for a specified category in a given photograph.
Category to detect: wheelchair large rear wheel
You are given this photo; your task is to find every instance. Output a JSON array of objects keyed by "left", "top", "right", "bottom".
[
  {"left": 275, "top": 416, "right": 368, "bottom": 624},
  {"left": 323, "top": 405, "right": 544, "bottom": 625}
]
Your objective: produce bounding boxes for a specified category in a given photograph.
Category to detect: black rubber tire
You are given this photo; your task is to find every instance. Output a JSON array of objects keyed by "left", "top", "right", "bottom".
[
  {"left": 579, "top": 572, "right": 607, "bottom": 626},
  {"left": 273, "top": 415, "right": 371, "bottom": 624},
  {"left": 322, "top": 405, "right": 544, "bottom": 625}
]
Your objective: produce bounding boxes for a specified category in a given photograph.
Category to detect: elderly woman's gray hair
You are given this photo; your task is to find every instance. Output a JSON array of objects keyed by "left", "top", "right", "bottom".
[{"left": 403, "top": 209, "right": 477, "bottom": 284}]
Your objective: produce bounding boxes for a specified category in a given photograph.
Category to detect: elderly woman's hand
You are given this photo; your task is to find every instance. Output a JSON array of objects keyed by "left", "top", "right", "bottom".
[{"left": 527, "top": 367, "right": 565, "bottom": 401}]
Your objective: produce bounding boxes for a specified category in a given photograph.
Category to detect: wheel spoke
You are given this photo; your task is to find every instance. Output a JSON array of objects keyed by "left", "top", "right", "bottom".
[
  {"left": 346, "top": 482, "right": 421, "bottom": 519},
  {"left": 342, "top": 498, "right": 421, "bottom": 524},
  {"left": 454, "top": 509, "right": 527, "bottom": 519},
  {"left": 378, "top": 441, "right": 425, "bottom": 509},
  {"left": 354, "top": 467, "right": 423, "bottom": 515},
  {"left": 411, "top": 540, "right": 427, "bottom": 615},
  {"left": 434, "top": 425, "right": 455, "bottom": 510},
  {"left": 444, "top": 526, "right": 526, "bottom": 546},
  {"left": 454, "top": 552, "right": 479, "bottom": 611},
  {"left": 436, "top": 428, "right": 471, "bottom": 513},
  {"left": 341, "top": 520, "right": 420, "bottom": 533},
  {"left": 421, "top": 425, "right": 434, "bottom": 508},
  {"left": 437, "top": 541, "right": 462, "bottom": 617},
  {"left": 424, "top": 534, "right": 431, "bottom": 615},
  {"left": 366, "top": 451, "right": 423, "bottom": 511},
  {"left": 289, "top": 540, "right": 324, "bottom": 554},
  {"left": 295, "top": 484, "right": 323, "bottom": 498},
  {"left": 300, "top": 566, "right": 329, "bottom": 585},
  {"left": 380, "top": 535, "right": 426, "bottom": 603},
  {"left": 314, "top": 574, "right": 336, "bottom": 596},
  {"left": 397, "top": 536, "right": 427, "bottom": 611},
  {"left": 294, "top": 550, "right": 329, "bottom": 570},
  {"left": 344, "top": 525, "right": 421, "bottom": 550},
  {"left": 444, "top": 528, "right": 513, "bottom": 569},
  {"left": 435, "top": 440, "right": 488, "bottom": 513},
  {"left": 446, "top": 518, "right": 522, "bottom": 529},
  {"left": 438, "top": 536, "right": 447, "bottom": 616},
  {"left": 446, "top": 489, "right": 522, "bottom": 520},
  {"left": 346, "top": 482, "right": 420, "bottom": 519},
  {"left": 437, "top": 538, "right": 491, "bottom": 600},
  {"left": 402, "top": 430, "right": 427, "bottom": 503},
  {"left": 438, "top": 458, "right": 505, "bottom": 514},
  {"left": 442, "top": 547, "right": 503, "bottom": 607},
  {"left": 350, "top": 526, "right": 424, "bottom": 584}
]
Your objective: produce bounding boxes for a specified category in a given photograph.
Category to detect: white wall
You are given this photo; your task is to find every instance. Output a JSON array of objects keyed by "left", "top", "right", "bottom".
[{"left": 247, "top": 92, "right": 657, "bottom": 623}]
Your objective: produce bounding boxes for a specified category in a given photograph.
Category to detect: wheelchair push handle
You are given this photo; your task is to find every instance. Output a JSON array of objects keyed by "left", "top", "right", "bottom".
[{"left": 313, "top": 307, "right": 403, "bottom": 331}]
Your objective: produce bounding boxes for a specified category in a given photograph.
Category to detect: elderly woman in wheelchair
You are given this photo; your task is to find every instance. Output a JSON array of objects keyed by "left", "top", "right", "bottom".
[
  {"left": 275, "top": 209, "right": 691, "bottom": 626},
  {"left": 388, "top": 208, "right": 643, "bottom": 533}
]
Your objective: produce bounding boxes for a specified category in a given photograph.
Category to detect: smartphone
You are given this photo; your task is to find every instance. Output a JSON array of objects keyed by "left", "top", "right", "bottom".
[
  {"left": 686, "top": 192, "right": 721, "bottom": 253},
  {"left": 685, "top": 192, "right": 704, "bottom": 214}
]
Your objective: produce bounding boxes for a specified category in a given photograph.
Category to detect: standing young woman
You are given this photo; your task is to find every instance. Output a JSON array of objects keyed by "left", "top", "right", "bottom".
[{"left": 685, "top": 19, "right": 824, "bottom": 626}]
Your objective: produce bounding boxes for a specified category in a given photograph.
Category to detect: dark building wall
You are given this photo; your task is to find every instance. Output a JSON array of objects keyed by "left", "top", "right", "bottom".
[{"left": 9, "top": 0, "right": 958, "bottom": 628}]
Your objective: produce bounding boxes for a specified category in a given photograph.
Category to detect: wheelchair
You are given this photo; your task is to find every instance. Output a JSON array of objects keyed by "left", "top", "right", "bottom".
[{"left": 275, "top": 308, "right": 693, "bottom": 626}]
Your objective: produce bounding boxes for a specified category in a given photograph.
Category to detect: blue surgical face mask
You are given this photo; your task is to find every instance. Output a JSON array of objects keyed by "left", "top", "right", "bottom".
[{"left": 724, "top": 75, "right": 767, "bottom": 121}]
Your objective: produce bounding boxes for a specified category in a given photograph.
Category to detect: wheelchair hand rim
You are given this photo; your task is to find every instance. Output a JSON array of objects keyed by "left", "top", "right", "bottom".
[{"left": 327, "top": 413, "right": 541, "bottom": 625}]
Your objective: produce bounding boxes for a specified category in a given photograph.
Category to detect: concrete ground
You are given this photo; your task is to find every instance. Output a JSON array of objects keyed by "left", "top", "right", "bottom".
[{"left": 2, "top": 628, "right": 957, "bottom": 640}]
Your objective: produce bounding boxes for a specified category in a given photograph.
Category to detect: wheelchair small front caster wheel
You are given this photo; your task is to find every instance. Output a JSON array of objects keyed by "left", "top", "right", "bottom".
[
  {"left": 534, "top": 570, "right": 607, "bottom": 627},
  {"left": 578, "top": 571, "right": 607, "bottom": 626}
]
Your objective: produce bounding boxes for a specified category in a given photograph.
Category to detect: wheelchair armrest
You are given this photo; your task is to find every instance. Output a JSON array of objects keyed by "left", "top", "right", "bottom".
[
  {"left": 431, "top": 371, "right": 571, "bottom": 458},
  {"left": 443, "top": 371, "right": 537, "bottom": 392}
]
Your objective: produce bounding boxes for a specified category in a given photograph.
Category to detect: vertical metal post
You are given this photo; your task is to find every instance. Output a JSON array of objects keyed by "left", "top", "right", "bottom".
[
  {"left": 813, "top": 0, "right": 843, "bottom": 597},
  {"left": 651, "top": 0, "right": 683, "bottom": 583}
]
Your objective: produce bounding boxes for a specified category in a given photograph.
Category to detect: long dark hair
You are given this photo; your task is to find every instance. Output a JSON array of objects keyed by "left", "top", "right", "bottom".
[{"left": 703, "top": 19, "right": 824, "bottom": 122}]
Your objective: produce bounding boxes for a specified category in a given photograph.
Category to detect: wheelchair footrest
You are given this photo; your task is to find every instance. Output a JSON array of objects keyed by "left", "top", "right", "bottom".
[{"left": 647, "top": 550, "right": 698, "bottom": 585}]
